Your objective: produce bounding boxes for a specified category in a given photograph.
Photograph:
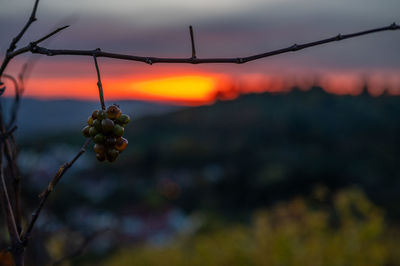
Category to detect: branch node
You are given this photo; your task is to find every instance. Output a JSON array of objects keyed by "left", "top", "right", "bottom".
[
  {"left": 237, "top": 58, "right": 244, "bottom": 64},
  {"left": 29, "top": 43, "right": 38, "bottom": 53},
  {"left": 390, "top": 22, "right": 398, "bottom": 29},
  {"left": 94, "top": 48, "right": 101, "bottom": 56},
  {"left": 291, "top": 44, "right": 299, "bottom": 51},
  {"left": 336, "top": 34, "right": 343, "bottom": 40},
  {"left": 146, "top": 58, "right": 153, "bottom": 65}
]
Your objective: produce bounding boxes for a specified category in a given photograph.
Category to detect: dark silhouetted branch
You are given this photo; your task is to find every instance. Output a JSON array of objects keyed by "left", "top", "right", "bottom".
[
  {"left": 52, "top": 229, "right": 109, "bottom": 266},
  {"left": 25, "top": 23, "right": 399, "bottom": 65},
  {"left": 7, "top": 0, "right": 40, "bottom": 53},
  {"left": 0, "top": 23, "right": 69, "bottom": 78},
  {"left": 189, "top": 25, "right": 197, "bottom": 59},
  {"left": 0, "top": 142, "right": 20, "bottom": 245},
  {"left": 21, "top": 139, "right": 91, "bottom": 244},
  {"left": 93, "top": 53, "right": 106, "bottom": 110}
]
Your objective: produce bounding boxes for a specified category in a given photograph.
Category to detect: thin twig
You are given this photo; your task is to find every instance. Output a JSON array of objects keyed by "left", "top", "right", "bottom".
[
  {"left": 31, "top": 25, "right": 70, "bottom": 46},
  {"left": 52, "top": 229, "right": 109, "bottom": 266},
  {"left": 0, "top": 143, "right": 21, "bottom": 244},
  {"left": 7, "top": 0, "right": 40, "bottom": 53},
  {"left": 93, "top": 53, "right": 106, "bottom": 110},
  {"left": 21, "top": 139, "right": 91, "bottom": 244},
  {"left": 0, "top": 5, "right": 69, "bottom": 79},
  {"left": 2, "top": 74, "right": 21, "bottom": 129},
  {"left": 189, "top": 25, "right": 196, "bottom": 59},
  {"left": 24, "top": 22, "right": 400, "bottom": 64}
]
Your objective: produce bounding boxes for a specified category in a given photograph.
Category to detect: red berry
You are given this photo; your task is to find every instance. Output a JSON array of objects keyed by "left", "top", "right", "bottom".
[
  {"left": 107, "top": 105, "right": 121, "bottom": 119},
  {"left": 115, "top": 137, "right": 128, "bottom": 152},
  {"left": 92, "top": 110, "right": 99, "bottom": 119}
]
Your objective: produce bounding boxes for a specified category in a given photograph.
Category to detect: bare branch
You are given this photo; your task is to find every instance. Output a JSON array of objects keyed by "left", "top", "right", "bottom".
[
  {"left": 93, "top": 53, "right": 106, "bottom": 110},
  {"left": 25, "top": 23, "right": 399, "bottom": 65},
  {"left": 31, "top": 25, "right": 70, "bottom": 46},
  {"left": 7, "top": 0, "right": 40, "bottom": 53},
  {"left": 21, "top": 139, "right": 92, "bottom": 244},
  {"left": 189, "top": 25, "right": 197, "bottom": 59},
  {"left": 0, "top": 16, "right": 68, "bottom": 79},
  {"left": 52, "top": 229, "right": 109, "bottom": 266},
  {"left": 2, "top": 74, "right": 22, "bottom": 129},
  {"left": 0, "top": 142, "right": 21, "bottom": 244}
]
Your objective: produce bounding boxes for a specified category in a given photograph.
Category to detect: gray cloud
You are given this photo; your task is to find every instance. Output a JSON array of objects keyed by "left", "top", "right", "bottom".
[{"left": 1, "top": 0, "right": 399, "bottom": 76}]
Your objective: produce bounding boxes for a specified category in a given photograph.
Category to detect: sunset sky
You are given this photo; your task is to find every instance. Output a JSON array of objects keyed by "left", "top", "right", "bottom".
[{"left": 1, "top": 0, "right": 400, "bottom": 104}]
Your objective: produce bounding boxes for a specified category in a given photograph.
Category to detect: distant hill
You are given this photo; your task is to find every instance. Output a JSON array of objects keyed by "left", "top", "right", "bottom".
[
  {"left": 1, "top": 98, "right": 180, "bottom": 137},
  {"left": 19, "top": 88, "right": 400, "bottom": 220}
]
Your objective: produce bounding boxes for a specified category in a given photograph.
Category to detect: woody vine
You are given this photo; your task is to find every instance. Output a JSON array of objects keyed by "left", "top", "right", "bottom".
[{"left": 0, "top": 0, "right": 399, "bottom": 265}]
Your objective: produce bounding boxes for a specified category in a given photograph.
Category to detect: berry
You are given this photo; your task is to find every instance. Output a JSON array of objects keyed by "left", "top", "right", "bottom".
[
  {"left": 92, "top": 110, "right": 99, "bottom": 119},
  {"left": 82, "top": 126, "right": 91, "bottom": 138},
  {"left": 115, "top": 137, "right": 128, "bottom": 152},
  {"left": 101, "top": 118, "right": 114, "bottom": 134},
  {"left": 117, "top": 114, "right": 130, "bottom": 125},
  {"left": 113, "top": 124, "right": 124, "bottom": 137},
  {"left": 83, "top": 106, "right": 130, "bottom": 163},
  {"left": 93, "top": 119, "right": 102, "bottom": 131},
  {"left": 106, "top": 148, "right": 119, "bottom": 162},
  {"left": 93, "top": 133, "right": 105, "bottom": 144},
  {"left": 97, "top": 110, "right": 107, "bottom": 120},
  {"left": 96, "top": 153, "right": 106, "bottom": 162},
  {"left": 107, "top": 105, "right": 121, "bottom": 119},
  {"left": 88, "top": 116, "right": 94, "bottom": 126},
  {"left": 94, "top": 144, "right": 106, "bottom": 154},
  {"left": 106, "top": 137, "right": 117, "bottom": 146},
  {"left": 89, "top": 126, "right": 98, "bottom": 137}
]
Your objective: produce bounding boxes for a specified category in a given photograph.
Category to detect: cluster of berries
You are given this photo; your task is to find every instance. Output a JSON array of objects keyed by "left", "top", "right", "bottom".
[{"left": 82, "top": 105, "right": 130, "bottom": 162}]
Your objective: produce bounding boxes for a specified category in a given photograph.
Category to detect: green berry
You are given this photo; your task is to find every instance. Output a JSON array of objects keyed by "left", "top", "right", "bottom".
[
  {"left": 88, "top": 116, "right": 94, "bottom": 126},
  {"left": 106, "top": 148, "right": 119, "bottom": 162},
  {"left": 117, "top": 114, "right": 130, "bottom": 125},
  {"left": 98, "top": 110, "right": 107, "bottom": 120},
  {"left": 107, "top": 105, "right": 121, "bottom": 119},
  {"left": 93, "top": 119, "right": 102, "bottom": 131},
  {"left": 89, "top": 126, "right": 98, "bottom": 137},
  {"left": 102, "top": 118, "right": 114, "bottom": 133},
  {"left": 82, "top": 126, "right": 91, "bottom": 138},
  {"left": 93, "top": 133, "right": 105, "bottom": 144},
  {"left": 113, "top": 124, "right": 124, "bottom": 137}
]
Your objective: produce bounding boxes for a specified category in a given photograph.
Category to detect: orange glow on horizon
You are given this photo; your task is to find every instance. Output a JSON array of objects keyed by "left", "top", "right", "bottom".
[
  {"left": 8, "top": 73, "right": 231, "bottom": 105},
  {"left": 3, "top": 69, "right": 399, "bottom": 105},
  {"left": 130, "top": 75, "right": 216, "bottom": 102}
]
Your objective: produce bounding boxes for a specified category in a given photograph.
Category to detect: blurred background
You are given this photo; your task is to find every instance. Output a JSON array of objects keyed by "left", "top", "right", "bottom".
[{"left": 1, "top": 0, "right": 400, "bottom": 265}]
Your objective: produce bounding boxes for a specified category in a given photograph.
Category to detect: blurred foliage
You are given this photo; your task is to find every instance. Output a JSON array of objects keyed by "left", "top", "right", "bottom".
[
  {"left": 103, "top": 188, "right": 400, "bottom": 266},
  {"left": 16, "top": 89, "right": 400, "bottom": 265}
]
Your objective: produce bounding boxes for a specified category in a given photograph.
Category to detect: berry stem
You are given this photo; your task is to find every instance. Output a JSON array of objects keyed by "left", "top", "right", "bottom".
[{"left": 93, "top": 54, "right": 106, "bottom": 110}]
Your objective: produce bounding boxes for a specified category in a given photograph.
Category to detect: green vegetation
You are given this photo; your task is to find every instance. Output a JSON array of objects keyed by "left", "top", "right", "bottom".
[{"left": 103, "top": 188, "right": 400, "bottom": 266}]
